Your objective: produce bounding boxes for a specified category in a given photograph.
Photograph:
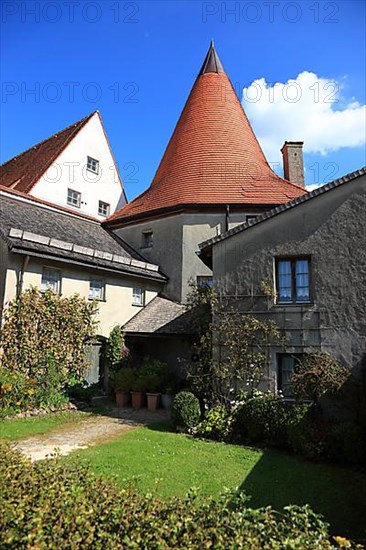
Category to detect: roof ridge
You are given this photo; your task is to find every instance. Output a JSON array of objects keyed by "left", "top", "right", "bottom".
[{"left": 0, "top": 111, "right": 96, "bottom": 168}]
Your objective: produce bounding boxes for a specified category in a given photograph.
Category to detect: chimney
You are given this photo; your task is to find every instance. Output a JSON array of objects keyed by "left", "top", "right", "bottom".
[{"left": 281, "top": 141, "right": 304, "bottom": 187}]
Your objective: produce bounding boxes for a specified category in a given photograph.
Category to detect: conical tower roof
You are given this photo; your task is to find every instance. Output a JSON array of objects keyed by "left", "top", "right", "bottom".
[{"left": 108, "top": 43, "right": 305, "bottom": 224}]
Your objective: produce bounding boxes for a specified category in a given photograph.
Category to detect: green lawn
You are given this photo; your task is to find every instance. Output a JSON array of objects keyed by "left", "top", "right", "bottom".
[
  {"left": 0, "top": 410, "right": 90, "bottom": 441},
  {"left": 72, "top": 421, "right": 366, "bottom": 540}
]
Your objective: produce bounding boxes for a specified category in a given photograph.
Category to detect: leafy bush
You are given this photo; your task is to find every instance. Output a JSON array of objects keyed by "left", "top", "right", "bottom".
[
  {"left": 292, "top": 353, "right": 350, "bottom": 403},
  {"left": 196, "top": 404, "right": 233, "bottom": 441},
  {"left": 287, "top": 410, "right": 326, "bottom": 460},
  {"left": 111, "top": 367, "right": 135, "bottom": 392},
  {"left": 233, "top": 390, "right": 291, "bottom": 447},
  {"left": 106, "top": 325, "right": 130, "bottom": 371},
  {"left": 1, "top": 443, "right": 356, "bottom": 549},
  {"left": 324, "top": 422, "right": 366, "bottom": 466},
  {"left": 0, "top": 287, "right": 98, "bottom": 387},
  {"left": 171, "top": 391, "right": 200, "bottom": 430},
  {"left": 0, "top": 367, "right": 37, "bottom": 417}
]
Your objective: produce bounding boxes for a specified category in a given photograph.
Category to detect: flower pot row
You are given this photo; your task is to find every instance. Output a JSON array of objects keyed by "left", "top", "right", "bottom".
[{"left": 115, "top": 390, "right": 173, "bottom": 411}]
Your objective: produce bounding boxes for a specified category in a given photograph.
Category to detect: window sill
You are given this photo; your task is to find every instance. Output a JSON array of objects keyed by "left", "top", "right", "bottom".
[
  {"left": 88, "top": 298, "right": 106, "bottom": 302},
  {"left": 275, "top": 301, "right": 313, "bottom": 307},
  {"left": 86, "top": 167, "right": 99, "bottom": 176},
  {"left": 132, "top": 303, "right": 144, "bottom": 307}
]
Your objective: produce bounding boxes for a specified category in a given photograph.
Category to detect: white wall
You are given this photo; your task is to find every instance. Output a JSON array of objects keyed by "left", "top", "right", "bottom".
[
  {"left": 2, "top": 255, "right": 161, "bottom": 337},
  {"left": 32, "top": 113, "right": 125, "bottom": 219}
]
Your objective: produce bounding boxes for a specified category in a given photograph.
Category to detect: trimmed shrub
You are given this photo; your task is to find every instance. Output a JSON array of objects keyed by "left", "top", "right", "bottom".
[
  {"left": 233, "top": 391, "right": 290, "bottom": 447},
  {"left": 171, "top": 391, "right": 200, "bottom": 430},
  {"left": 324, "top": 422, "right": 366, "bottom": 466},
  {"left": 196, "top": 404, "right": 233, "bottom": 441},
  {"left": 0, "top": 443, "right": 355, "bottom": 549}
]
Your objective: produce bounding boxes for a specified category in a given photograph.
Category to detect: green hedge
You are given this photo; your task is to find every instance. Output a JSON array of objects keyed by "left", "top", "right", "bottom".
[{"left": 1, "top": 443, "right": 355, "bottom": 549}]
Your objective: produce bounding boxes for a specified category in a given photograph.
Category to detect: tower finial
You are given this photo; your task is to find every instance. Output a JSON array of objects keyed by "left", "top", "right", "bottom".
[{"left": 198, "top": 41, "right": 224, "bottom": 75}]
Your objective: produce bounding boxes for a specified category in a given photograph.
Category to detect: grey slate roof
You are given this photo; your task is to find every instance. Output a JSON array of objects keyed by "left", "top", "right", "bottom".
[
  {"left": 0, "top": 191, "right": 167, "bottom": 282},
  {"left": 199, "top": 167, "right": 366, "bottom": 253},
  {"left": 123, "top": 296, "right": 195, "bottom": 335}
]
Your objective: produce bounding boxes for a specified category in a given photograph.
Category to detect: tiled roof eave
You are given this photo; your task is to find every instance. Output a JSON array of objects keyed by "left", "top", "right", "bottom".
[
  {"left": 198, "top": 166, "right": 366, "bottom": 252},
  {"left": 10, "top": 245, "right": 167, "bottom": 282},
  {"left": 105, "top": 200, "right": 285, "bottom": 227}
]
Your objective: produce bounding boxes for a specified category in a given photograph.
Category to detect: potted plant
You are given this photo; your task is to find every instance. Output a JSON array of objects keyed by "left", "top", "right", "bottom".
[
  {"left": 146, "top": 373, "right": 162, "bottom": 412},
  {"left": 131, "top": 374, "right": 147, "bottom": 409},
  {"left": 112, "top": 368, "right": 134, "bottom": 407}
]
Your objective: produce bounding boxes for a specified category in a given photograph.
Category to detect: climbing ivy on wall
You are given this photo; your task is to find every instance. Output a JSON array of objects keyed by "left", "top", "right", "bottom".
[{"left": 0, "top": 287, "right": 98, "bottom": 388}]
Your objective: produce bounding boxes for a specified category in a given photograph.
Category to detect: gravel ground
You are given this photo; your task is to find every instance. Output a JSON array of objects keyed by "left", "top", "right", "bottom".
[{"left": 14, "top": 407, "right": 170, "bottom": 461}]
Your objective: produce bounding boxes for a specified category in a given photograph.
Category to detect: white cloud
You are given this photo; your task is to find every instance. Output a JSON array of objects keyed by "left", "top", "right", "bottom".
[{"left": 241, "top": 71, "right": 366, "bottom": 165}]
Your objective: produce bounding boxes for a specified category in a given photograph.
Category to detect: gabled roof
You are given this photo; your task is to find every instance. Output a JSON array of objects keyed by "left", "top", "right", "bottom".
[
  {"left": 0, "top": 113, "right": 95, "bottom": 193},
  {"left": 107, "top": 42, "right": 305, "bottom": 226},
  {"left": 198, "top": 166, "right": 366, "bottom": 261},
  {"left": 0, "top": 189, "right": 167, "bottom": 282},
  {"left": 123, "top": 295, "right": 195, "bottom": 335}
]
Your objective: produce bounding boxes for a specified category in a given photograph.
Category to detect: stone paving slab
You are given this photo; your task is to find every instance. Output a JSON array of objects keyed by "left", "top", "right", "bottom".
[{"left": 14, "top": 407, "right": 170, "bottom": 462}]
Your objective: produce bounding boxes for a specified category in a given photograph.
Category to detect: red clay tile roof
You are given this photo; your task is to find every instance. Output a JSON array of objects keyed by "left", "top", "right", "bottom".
[
  {"left": 0, "top": 112, "right": 95, "bottom": 193},
  {"left": 107, "top": 44, "right": 305, "bottom": 225}
]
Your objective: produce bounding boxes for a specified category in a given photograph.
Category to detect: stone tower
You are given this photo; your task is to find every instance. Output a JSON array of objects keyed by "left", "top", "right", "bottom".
[{"left": 105, "top": 42, "right": 306, "bottom": 302}]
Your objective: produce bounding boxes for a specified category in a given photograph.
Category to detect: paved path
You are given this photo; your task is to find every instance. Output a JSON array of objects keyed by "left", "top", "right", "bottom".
[{"left": 14, "top": 407, "right": 169, "bottom": 462}]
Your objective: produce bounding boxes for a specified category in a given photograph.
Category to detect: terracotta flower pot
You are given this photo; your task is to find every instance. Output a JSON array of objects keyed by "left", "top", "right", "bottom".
[
  {"left": 115, "top": 390, "right": 130, "bottom": 408},
  {"left": 146, "top": 393, "right": 161, "bottom": 412},
  {"left": 131, "top": 391, "right": 145, "bottom": 409}
]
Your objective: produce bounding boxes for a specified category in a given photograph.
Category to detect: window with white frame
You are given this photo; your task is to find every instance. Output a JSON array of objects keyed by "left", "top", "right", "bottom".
[
  {"left": 132, "top": 287, "right": 144, "bottom": 306},
  {"left": 87, "top": 156, "right": 99, "bottom": 174},
  {"left": 67, "top": 188, "right": 81, "bottom": 208},
  {"left": 98, "top": 201, "right": 110, "bottom": 217},
  {"left": 41, "top": 268, "right": 61, "bottom": 294},
  {"left": 89, "top": 278, "right": 105, "bottom": 301}
]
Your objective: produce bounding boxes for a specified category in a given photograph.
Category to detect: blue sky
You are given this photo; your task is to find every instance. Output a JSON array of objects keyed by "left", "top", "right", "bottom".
[{"left": 1, "top": 0, "right": 365, "bottom": 199}]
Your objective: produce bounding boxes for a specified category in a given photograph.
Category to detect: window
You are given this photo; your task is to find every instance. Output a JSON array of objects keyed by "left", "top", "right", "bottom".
[
  {"left": 87, "top": 156, "right": 99, "bottom": 174},
  {"left": 98, "top": 201, "right": 110, "bottom": 217},
  {"left": 245, "top": 215, "right": 257, "bottom": 223},
  {"left": 132, "top": 287, "right": 144, "bottom": 306},
  {"left": 141, "top": 231, "right": 153, "bottom": 248},
  {"left": 278, "top": 354, "right": 303, "bottom": 398},
  {"left": 67, "top": 188, "right": 81, "bottom": 208},
  {"left": 276, "top": 258, "right": 311, "bottom": 304},
  {"left": 197, "top": 276, "right": 213, "bottom": 288},
  {"left": 41, "top": 268, "right": 61, "bottom": 294},
  {"left": 89, "top": 278, "right": 105, "bottom": 301}
]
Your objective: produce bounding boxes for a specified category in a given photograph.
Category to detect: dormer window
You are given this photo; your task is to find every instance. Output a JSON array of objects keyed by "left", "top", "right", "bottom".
[
  {"left": 98, "top": 201, "right": 110, "bottom": 217},
  {"left": 87, "top": 156, "right": 99, "bottom": 174}
]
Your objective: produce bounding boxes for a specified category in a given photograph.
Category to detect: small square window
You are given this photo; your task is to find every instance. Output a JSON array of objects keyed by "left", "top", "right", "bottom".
[
  {"left": 141, "top": 231, "right": 153, "bottom": 248},
  {"left": 41, "top": 268, "right": 61, "bottom": 294},
  {"left": 98, "top": 201, "right": 110, "bottom": 217},
  {"left": 67, "top": 188, "right": 81, "bottom": 208},
  {"left": 87, "top": 156, "right": 99, "bottom": 174},
  {"left": 276, "top": 257, "right": 311, "bottom": 304},
  {"left": 132, "top": 287, "right": 144, "bottom": 306},
  {"left": 197, "top": 276, "right": 213, "bottom": 288},
  {"left": 89, "top": 278, "right": 105, "bottom": 301}
]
